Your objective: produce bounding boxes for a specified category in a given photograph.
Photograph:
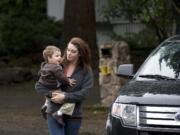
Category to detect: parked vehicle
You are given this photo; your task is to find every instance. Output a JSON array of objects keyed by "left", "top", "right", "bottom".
[{"left": 106, "top": 35, "right": 180, "bottom": 135}]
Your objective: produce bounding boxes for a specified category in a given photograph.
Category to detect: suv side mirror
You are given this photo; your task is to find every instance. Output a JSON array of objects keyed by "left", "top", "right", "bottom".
[{"left": 117, "top": 64, "right": 134, "bottom": 78}]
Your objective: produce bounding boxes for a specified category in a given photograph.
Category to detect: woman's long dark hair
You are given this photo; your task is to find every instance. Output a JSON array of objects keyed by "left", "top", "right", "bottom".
[{"left": 63, "top": 37, "right": 91, "bottom": 73}]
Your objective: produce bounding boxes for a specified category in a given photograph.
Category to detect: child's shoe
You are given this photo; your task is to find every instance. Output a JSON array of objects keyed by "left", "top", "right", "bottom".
[
  {"left": 41, "top": 105, "right": 47, "bottom": 120},
  {"left": 52, "top": 112, "right": 65, "bottom": 126}
]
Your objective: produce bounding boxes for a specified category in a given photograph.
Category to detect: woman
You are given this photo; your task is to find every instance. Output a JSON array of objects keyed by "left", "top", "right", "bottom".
[{"left": 35, "top": 37, "right": 94, "bottom": 135}]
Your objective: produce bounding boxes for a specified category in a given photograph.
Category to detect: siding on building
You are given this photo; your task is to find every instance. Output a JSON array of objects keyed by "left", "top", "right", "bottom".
[{"left": 112, "top": 21, "right": 145, "bottom": 35}]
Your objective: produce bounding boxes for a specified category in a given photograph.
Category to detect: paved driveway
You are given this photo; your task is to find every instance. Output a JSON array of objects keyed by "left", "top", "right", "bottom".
[{"left": 0, "top": 81, "right": 107, "bottom": 135}]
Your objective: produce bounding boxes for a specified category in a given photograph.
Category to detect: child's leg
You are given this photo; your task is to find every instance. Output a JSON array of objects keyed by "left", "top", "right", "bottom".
[
  {"left": 52, "top": 111, "right": 65, "bottom": 126},
  {"left": 52, "top": 103, "right": 75, "bottom": 125},
  {"left": 57, "top": 110, "right": 63, "bottom": 116},
  {"left": 44, "top": 98, "right": 49, "bottom": 105},
  {"left": 41, "top": 98, "right": 48, "bottom": 120}
]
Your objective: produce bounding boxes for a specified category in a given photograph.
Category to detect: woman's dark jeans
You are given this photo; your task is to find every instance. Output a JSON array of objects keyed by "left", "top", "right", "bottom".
[{"left": 47, "top": 115, "right": 81, "bottom": 135}]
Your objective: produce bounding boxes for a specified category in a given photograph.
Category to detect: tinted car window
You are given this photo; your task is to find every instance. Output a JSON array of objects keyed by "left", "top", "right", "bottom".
[{"left": 136, "top": 41, "right": 180, "bottom": 80}]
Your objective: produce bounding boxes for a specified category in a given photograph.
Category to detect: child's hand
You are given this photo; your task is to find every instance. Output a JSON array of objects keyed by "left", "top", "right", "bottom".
[{"left": 69, "top": 78, "right": 76, "bottom": 87}]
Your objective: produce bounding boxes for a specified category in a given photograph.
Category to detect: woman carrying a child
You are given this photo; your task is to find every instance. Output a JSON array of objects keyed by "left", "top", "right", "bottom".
[{"left": 35, "top": 37, "right": 94, "bottom": 135}]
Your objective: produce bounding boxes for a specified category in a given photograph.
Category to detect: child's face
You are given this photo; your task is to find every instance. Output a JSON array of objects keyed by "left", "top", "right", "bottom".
[{"left": 48, "top": 50, "right": 62, "bottom": 65}]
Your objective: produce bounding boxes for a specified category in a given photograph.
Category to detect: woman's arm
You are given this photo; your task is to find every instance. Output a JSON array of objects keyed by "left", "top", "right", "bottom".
[
  {"left": 51, "top": 68, "right": 94, "bottom": 104},
  {"left": 51, "top": 92, "right": 65, "bottom": 104}
]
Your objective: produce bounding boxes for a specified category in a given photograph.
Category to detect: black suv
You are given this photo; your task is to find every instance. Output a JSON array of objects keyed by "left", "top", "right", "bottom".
[{"left": 106, "top": 35, "right": 180, "bottom": 135}]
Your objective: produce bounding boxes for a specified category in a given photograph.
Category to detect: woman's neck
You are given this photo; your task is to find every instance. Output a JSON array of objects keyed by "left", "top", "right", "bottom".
[{"left": 65, "top": 62, "right": 78, "bottom": 77}]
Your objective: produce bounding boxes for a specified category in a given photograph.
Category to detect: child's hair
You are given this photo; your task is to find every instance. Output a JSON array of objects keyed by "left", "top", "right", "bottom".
[{"left": 43, "top": 45, "right": 60, "bottom": 62}]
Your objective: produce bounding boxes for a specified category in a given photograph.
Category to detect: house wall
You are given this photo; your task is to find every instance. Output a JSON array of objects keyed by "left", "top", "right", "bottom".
[
  {"left": 112, "top": 21, "right": 145, "bottom": 35},
  {"left": 47, "top": 0, "right": 65, "bottom": 21}
]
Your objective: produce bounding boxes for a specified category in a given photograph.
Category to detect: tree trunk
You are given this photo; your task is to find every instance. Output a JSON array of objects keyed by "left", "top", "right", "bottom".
[
  {"left": 172, "top": 0, "right": 180, "bottom": 34},
  {"left": 63, "top": 0, "right": 100, "bottom": 104}
]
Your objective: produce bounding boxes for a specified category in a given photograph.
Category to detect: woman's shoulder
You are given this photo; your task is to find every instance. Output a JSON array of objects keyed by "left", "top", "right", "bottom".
[
  {"left": 86, "top": 66, "right": 93, "bottom": 76},
  {"left": 82, "top": 66, "right": 93, "bottom": 78},
  {"left": 76, "top": 66, "right": 92, "bottom": 74}
]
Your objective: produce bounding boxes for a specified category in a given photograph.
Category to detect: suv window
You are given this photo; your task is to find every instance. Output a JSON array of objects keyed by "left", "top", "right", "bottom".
[{"left": 136, "top": 41, "right": 180, "bottom": 80}]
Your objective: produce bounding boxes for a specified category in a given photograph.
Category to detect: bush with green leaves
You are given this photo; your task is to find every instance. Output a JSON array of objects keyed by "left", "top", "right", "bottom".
[{"left": 0, "top": 0, "right": 62, "bottom": 60}]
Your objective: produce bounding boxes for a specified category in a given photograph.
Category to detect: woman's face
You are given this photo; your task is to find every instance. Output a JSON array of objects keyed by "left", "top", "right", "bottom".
[{"left": 66, "top": 43, "right": 80, "bottom": 63}]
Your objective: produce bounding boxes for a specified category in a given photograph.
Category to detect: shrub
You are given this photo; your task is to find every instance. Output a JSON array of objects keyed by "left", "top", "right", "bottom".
[{"left": 0, "top": 0, "right": 63, "bottom": 64}]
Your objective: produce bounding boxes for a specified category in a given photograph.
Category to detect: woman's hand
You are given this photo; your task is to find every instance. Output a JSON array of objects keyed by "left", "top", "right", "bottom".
[{"left": 51, "top": 92, "right": 65, "bottom": 104}]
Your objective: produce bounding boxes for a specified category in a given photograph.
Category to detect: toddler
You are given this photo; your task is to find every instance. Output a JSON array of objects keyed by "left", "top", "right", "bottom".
[{"left": 38, "top": 45, "right": 76, "bottom": 125}]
